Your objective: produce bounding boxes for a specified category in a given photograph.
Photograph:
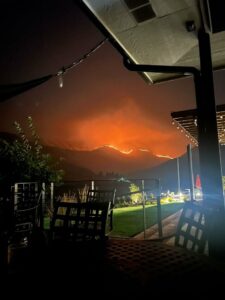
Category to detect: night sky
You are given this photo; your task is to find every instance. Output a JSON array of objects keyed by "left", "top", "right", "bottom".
[{"left": 1, "top": 0, "right": 225, "bottom": 158}]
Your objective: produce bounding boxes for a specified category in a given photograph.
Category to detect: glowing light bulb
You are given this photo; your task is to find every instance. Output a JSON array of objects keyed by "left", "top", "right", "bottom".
[{"left": 58, "top": 74, "right": 63, "bottom": 88}]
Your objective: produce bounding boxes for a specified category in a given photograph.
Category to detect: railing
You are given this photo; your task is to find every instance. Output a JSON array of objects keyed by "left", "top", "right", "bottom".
[
  {"left": 52, "top": 178, "right": 163, "bottom": 239},
  {"left": 8, "top": 179, "right": 164, "bottom": 240}
]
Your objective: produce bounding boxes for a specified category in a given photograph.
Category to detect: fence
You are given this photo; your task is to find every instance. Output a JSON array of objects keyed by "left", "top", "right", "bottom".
[
  {"left": 9, "top": 178, "right": 163, "bottom": 239},
  {"left": 53, "top": 178, "right": 163, "bottom": 239}
]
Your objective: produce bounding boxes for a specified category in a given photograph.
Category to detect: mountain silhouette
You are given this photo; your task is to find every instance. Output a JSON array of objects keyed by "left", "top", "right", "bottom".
[
  {"left": 45, "top": 145, "right": 169, "bottom": 176},
  {"left": 0, "top": 132, "right": 168, "bottom": 179},
  {"left": 130, "top": 146, "right": 225, "bottom": 192},
  {"left": 130, "top": 147, "right": 200, "bottom": 192},
  {"left": 1, "top": 132, "right": 225, "bottom": 188}
]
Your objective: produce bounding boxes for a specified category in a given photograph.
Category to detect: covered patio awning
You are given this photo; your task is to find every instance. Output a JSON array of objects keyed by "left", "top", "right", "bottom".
[
  {"left": 81, "top": 0, "right": 225, "bottom": 84},
  {"left": 171, "top": 104, "right": 225, "bottom": 145}
]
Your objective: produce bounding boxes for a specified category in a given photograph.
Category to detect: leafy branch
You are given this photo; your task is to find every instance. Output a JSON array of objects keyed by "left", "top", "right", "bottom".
[{"left": 0, "top": 116, "right": 64, "bottom": 192}]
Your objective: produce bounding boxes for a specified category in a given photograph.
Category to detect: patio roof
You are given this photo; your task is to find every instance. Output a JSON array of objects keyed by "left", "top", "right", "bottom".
[
  {"left": 171, "top": 104, "right": 225, "bottom": 145},
  {"left": 81, "top": 0, "right": 225, "bottom": 84}
]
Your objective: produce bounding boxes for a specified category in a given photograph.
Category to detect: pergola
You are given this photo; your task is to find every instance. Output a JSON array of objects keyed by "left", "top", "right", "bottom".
[{"left": 171, "top": 104, "right": 225, "bottom": 145}]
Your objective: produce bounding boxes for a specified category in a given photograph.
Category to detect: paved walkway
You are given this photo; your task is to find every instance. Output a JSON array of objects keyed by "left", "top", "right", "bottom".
[{"left": 132, "top": 209, "right": 182, "bottom": 241}]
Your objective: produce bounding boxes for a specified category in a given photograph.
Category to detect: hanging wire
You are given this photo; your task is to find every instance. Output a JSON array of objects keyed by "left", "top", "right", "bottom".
[
  {"left": 0, "top": 38, "right": 109, "bottom": 100},
  {"left": 56, "top": 37, "right": 108, "bottom": 87}
]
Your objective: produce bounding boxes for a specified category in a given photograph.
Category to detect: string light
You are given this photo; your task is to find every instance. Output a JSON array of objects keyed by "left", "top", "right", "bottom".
[
  {"left": 171, "top": 116, "right": 198, "bottom": 145},
  {"left": 55, "top": 38, "right": 108, "bottom": 88},
  {"left": 57, "top": 70, "right": 64, "bottom": 88}
]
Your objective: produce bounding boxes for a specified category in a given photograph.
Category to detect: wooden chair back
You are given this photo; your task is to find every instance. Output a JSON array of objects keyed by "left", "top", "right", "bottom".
[
  {"left": 174, "top": 201, "right": 208, "bottom": 254},
  {"left": 10, "top": 191, "right": 42, "bottom": 248},
  {"left": 50, "top": 201, "right": 110, "bottom": 242},
  {"left": 86, "top": 189, "right": 116, "bottom": 231}
]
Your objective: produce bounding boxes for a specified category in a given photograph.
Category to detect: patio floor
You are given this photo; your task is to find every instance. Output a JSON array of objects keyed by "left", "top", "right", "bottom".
[{"left": 133, "top": 209, "right": 182, "bottom": 240}]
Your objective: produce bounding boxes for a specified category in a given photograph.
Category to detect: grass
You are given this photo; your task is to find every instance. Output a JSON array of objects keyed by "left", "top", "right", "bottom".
[
  {"left": 111, "top": 202, "right": 184, "bottom": 237},
  {"left": 43, "top": 201, "right": 184, "bottom": 238}
]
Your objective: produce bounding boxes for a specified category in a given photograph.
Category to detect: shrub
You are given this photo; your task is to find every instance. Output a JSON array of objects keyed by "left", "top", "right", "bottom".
[
  {"left": 0, "top": 116, "right": 64, "bottom": 196},
  {"left": 129, "top": 183, "right": 142, "bottom": 204}
]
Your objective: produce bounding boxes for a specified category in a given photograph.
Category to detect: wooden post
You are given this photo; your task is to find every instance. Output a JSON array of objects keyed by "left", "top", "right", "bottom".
[
  {"left": 14, "top": 183, "right": 18, "bottom": 209},
  {"left": 195, "top": 29, "right": 225, "bottom": 259},
  {"left": 156, "top": 179, "right": 163, "bottom": 238},
  {"left": 196, "top": 30, "right": 224, "bottom": 209},
  {"left": 39, "top": 182, "right": 45, "bottom": 229},
  {"left": 50, "top": 182, "right": 54, "bottom": 210},
  {"left": 142, "top": 180, "right": 146, "bottom": 239},
  {"left": 187, "top": 144, "right": 195, "bottom": 201},
  {"left": 91, "top": 180, "right": 95, "bottom": 190},
  {"left": 177, "top": 158, "right": 181, "bottom": 197}
]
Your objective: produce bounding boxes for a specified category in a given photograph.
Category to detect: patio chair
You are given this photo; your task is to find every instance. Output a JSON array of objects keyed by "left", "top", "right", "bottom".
[
  {"left": 9, "top": 191, "right": 42, "bottom": 249},
  {"left": 86, "top": 189, "right": 116, "bottom": 232},
  {"left": 50, "top": 201, "right": 110, "bottom": 242},
  {"left": 152, "top": 201, "right": 208, "bottom": 255},
  {"left": 174, "top": 201, "right": 208, "bottom": 254},
  {"left": 6, "top": 190, "right": 44, "bottom": 269}
]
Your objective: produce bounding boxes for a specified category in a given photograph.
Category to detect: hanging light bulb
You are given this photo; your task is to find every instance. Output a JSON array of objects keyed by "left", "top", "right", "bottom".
[
  {"left": 58, "top": 73, "right": 63, "bottom": 88},
  {"left": 57, "top": 69, "right": 65, "bottom": 88}
]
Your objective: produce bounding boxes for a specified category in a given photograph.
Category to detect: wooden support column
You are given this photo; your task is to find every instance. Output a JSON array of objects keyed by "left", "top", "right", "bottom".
[
  {"left": 195, "top": 29, "right": 225, "bottom": 259},
  {"left": 195, "top": 30, "right": 224, "bottom": 208},
  {"left": 187, "top": 144, "right": 195, "bottom": 201}
]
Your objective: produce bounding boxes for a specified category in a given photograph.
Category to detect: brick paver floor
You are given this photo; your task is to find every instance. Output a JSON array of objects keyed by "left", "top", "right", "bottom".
[{"left": 133, "top": 210, "right": 182, "bottom": 241}]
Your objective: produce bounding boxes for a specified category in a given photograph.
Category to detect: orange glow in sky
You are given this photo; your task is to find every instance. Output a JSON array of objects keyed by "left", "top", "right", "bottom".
[
  {"left": 0, "top": 91, "right": 191, "bottom": 158},
  {"left": 0, "top": 1, "right": 197, "bottom": 159},
  {"left": 64, "top": 97, "right": 179, "bottom": 156}
]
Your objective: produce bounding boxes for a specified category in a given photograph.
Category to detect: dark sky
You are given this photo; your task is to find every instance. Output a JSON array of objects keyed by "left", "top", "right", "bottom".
[{"left": 1, "top": 0, "right": 225, "bottom": 158}]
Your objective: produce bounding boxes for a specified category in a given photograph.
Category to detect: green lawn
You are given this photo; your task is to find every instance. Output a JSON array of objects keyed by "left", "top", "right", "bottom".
[{"left": 111, "top": 202, "right": 184, "bottom": 237}]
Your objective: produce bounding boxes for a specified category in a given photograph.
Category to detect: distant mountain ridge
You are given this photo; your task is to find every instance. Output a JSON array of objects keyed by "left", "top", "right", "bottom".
[
  {"left": 131, "top": 145, "right": 225, "bottom": 192},
  {"left": 45, "top": 144, "right": 169, "bottom": 176},
  {"left": 0, "top": 132, "right": 169, "bottom": 180},
  {"left": 130, "top": 147, "right": 200, "bottom": 191},
  {"left": 2, "top": 131, "right": 225, "bottom": 191}
]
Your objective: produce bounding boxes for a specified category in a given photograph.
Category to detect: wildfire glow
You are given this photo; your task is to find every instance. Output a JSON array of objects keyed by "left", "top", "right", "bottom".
[
  {"left": 156, "top": 154, "right": 173, "bottom": 159},
  {"left": 139, "top": 148, "right": 150, "bottom": 152},
  {"left": 105, "top": 144, "right": 133, "bottom": 155}
]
